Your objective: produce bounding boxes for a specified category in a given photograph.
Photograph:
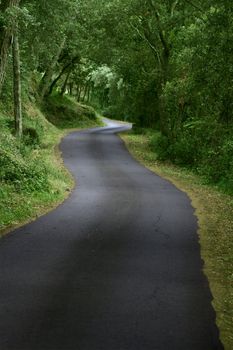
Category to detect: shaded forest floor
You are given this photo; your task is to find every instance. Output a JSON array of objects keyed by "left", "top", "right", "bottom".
[{"left": 120, "top": 130, "right": 233, "bottom": 350}]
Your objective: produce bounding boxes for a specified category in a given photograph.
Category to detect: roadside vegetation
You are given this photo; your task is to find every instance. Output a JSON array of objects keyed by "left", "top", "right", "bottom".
[
  {"left": 44, "top": 94, "right": 98, "bottom": 129},
  {"left": 0, "top": 95, "right": 101, "bottom": 235},
  {"left": 121, "top": 129, "right": 233, "bottom": 350}
]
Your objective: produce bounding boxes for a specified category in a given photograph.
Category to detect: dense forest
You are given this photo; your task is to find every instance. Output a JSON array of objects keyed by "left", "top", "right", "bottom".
[{"left": 0, "top": 0, "right": 232, "bottom": 193}]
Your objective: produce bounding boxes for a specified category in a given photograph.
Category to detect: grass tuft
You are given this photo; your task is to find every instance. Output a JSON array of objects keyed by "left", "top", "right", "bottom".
[{"left": 42, "top": 93, "right": 102, "bottom": 129}]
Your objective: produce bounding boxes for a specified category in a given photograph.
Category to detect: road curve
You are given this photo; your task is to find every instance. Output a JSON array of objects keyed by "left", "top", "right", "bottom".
[{"left": 0, "top": 119, "right": 223, "bottom": 350}]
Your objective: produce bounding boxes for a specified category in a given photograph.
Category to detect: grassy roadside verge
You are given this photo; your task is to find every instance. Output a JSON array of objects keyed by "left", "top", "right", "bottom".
[
  {"left": 0, "top": 126, "right": 72, "bottom": 236},
  {"left": 120, "top": 130, "right": 233, "bottom": 350},
  {"left": 0, "top": 95, "right": 103, "bottom": 236}
]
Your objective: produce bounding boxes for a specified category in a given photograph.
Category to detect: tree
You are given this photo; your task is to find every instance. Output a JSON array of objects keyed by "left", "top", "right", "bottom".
[
  {"left": 0, "top": 0, "right": 21, "bottom": 94},
  {"left": 12, "top": 21, "right": 22, "bottom": 137}
]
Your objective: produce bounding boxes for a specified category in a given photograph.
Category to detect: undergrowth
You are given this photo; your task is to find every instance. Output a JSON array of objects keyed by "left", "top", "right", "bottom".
[
  {"left": 43, "top": 93, "right": 100, "bottom": 129},
  {"left": 146, "top": 125, "right": 233, "bottom": 195},
  {"left": 0, "top": 95, "right": 102, "bottom": 234}
]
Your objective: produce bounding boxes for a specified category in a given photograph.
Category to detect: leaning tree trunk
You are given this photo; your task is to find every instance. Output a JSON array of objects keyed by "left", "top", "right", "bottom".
[
  {"left": 48, "top": 61, "right": 72, "bottom": 95},
  {"left": 82, "top": 79, "right": 91, "bottom": 102},
  {"left": 39, "top": 37, "right": 66, "bottom": 99},
  {"left": 158, "top": 49, "right": 170, "bottom": 137},
  {"left": 12, "top": 26, "right": 22, "bottom": 138},
  {"left": 76, "top": 84, "right": 81, "bottom": 102},
  {"left": 60, "top": 69, "right": 71, "bottom": 96},
  {"left": 0, "top": 0, "right": 20, "bottom": 95},
  {"left": 87, "top": 82, "right": 93, "bottom": 103},
  {"left": 69, "top": 82, "right": 73, "bottom": 96}
]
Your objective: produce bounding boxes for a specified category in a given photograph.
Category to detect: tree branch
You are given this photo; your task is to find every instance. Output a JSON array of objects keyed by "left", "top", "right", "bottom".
[
  {"left": 129, "top": 21, "right": 161, "bottom": 66},
  {"left": 171, "top": 0, "right": 179, "bottom": 17},
  {"left": 147, "top": 0, "right": 170, "bottom": 57},
  {"left": 48, "top": 56, "right": 80, "bottom": 95},
  {"left": 184, "top": 0, "right": 204, "bottom": 13}
]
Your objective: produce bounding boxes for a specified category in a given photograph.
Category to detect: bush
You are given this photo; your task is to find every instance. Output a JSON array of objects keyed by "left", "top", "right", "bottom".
[
  {"left": 199, "top": 138, "right": 233, "bottom": 187},
  {"left": 169, "top": 137, "right": 197, "bottom": 166},
  {"left": 102, "top": 105, "right": 124, "bottom": 120},
  {"left": 149, "top": 122, "right": 233, "bottom": 194},
  {"left": 79, "top": 103, "right": 96, "bottom": 120},
  {"left": 132, "top": 125, "right": 148, "bottom": 135},
  {"left": 22, "top": 127, "right": 40, "bottom": 146},
  {"left": 44, "top": 94, "right": 97, "bottom": 128},
  {"left": 0, "top": 133, "right": 49, "bottom": 193},
  {"left": 149, "top": 133, "right": 170, "bottom": 160}
]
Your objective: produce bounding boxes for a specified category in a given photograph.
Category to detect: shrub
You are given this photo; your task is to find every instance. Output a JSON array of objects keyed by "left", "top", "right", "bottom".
[
  {"left": 0, "top": 133, "right": 49, "bottom": 193},
  {"left": 22, "top": 127, "right": 40, "bottom": 146},
  {"left": 149, "top": 133, "right": 170, "bottom": 160},
  {"left": 44, "top": 94, "right": 97, "bottom": 128}
]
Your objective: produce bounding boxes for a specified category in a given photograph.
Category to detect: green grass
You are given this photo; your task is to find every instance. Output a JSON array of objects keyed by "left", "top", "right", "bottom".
[
  {"left": 0, "top": 95, "right": 102, "bottom": 235},
  {"left": 43, "top": 93, "right": 103, "bottom": 129},
  {"left": 120, "top": 130, "right": 233, "bottom": 350}
]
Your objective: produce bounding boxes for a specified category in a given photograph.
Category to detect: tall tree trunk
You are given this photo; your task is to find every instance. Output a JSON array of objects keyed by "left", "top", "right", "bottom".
[
  {"left": 158, "top": 50, "right": 170, "bottom": 136},
  {"left": 48, "top": 61, "right": 72, "bottom": 95},
  {"left": 87, "top": 82, "right": 92, "bottom": 103},
  {"left": 60, "top": 69, "right": 71, "bottom": 96},
  {"left": 69, "top": 82, "right": 73, "bottom": 96},
  {"left": 0, "top": 0, "right": 20, "bottom": 95},
  {"left": 77, "top": 84, "right": 81, "bottom": 102},
  {"left": 139, "top": 1, "right": 172, "bottom": 135},
  {"left": 82, "top": 79, "right": 91, "bottom": 102},
  {"left": 12, "top": 26, "right": 22, "bottom": 138},
  {"left": 39, "top": 37, "right": 66, "bottom": 99},
  {"left": 48, "top": 56, "right": 79, "bottom": 96}
]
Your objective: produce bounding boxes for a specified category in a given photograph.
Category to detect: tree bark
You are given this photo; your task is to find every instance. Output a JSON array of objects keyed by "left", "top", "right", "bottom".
[
  {"left": 48, "top": 56, "right": 79, "bottom": 95},
  {"left": 69, "top": 82, "right": 73, "bottom": 96},
  {"left": 139, "top": 1, "right": 171, "bottom": 135},
  {"left": 77, "top": 84, "right": 81, "bottom": 101},
  {"left": 60, "top": 69, "right": 71, "bottom": 96},
  {"left": 39, "top": 37, "right": 66, "bottom": 99},
  {"left": 0, "top": 0, "right": 20, "bottom": 95},
  {"left": 82, "top": 78, "right": 92, "bottom": 102},
  {"left": 12, "top": 27, "right": 22, "bottom": 138},
  {"left": 48, "top": 62, "right": 72, "bottom": 95},
  {"left": 87, "top": 83, "right": 91, "bottom": 103}
]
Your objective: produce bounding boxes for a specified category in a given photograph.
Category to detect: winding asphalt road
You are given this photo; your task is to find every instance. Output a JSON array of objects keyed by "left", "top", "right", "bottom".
[{"left": 0, "top": 119, "right": 223, "bottom": 350}]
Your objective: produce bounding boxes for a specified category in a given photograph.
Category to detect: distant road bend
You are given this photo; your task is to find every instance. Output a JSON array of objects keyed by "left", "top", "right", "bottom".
[{"left": 0, "top": 118, "right": 223, "bottom": 350}]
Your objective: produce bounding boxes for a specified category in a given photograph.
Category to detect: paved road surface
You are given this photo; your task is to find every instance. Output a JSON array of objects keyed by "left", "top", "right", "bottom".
[{"left": 0, "top": 119, "right": 223, "bottom": 349}]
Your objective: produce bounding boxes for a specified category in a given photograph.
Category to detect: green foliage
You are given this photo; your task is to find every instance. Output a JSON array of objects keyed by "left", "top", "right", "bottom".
[
  {"left": 0, "top": 0, "right": 232, "bottom": 346},
  {"left": 150, "top": 133, "right": 170, "bottom": 160},
  {"left": 149, "top": 121, "right": 233, "bottom": 194},
  {"left": 200, "top": 137, "right": 233, "bottom": 186},
  {"left": 0, "top": 147, "right": 49, "bottom": 192},
  {"left": 22, "top": 127, "right": 40, "bottom": 147},
  {"left": 43, "top": 94, "right": 97, "bottom": 129},
  {"left": 0, "top": 115, "right": 56, "bottom": 229},
  {"left": 0, "top": 95, "right": 101, "bottom": 232},
  {"left": 0, "top": 114, "right": 49, "bottom": 193}
]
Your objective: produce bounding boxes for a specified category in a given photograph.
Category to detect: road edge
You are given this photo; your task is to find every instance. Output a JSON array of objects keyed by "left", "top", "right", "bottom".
[{"left": 119, "top": 132, "right": 232, "bottom": 350}]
